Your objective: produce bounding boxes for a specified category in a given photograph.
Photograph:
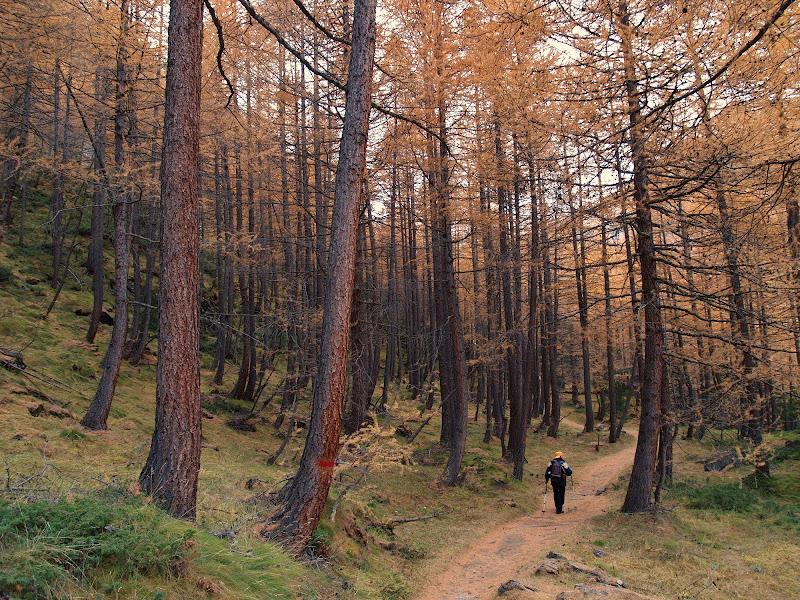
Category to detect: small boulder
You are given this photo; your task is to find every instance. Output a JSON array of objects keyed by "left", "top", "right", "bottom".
[
  {"left": 395, "top": 423, "right": 412, "bottom": 437},
  {"left": 569, "top": 563, "right": 626, "bottom": 587},
  {"left": 245, "top": 477, "right": 265, "bottom": 490},
  {"left": 536, "top": 562, "right": 560, "bottom": 575},
  {"left": 27, "top": 403, "right": 45, "bottom": 417},
  {"left": 498, "top": 580, "right": 535, "bottom": 595}
]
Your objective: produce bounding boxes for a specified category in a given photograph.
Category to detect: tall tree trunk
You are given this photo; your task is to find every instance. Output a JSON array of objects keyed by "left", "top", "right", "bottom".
[
  {"left": 526, "top": 152, "right": 541, "bottom": 423},
  {"left": 0, "top": 63, "right": 33, "bottom": 241},
  {"left": 618, "top": 0, "right": 665, "bottom": 513},
  {"left": 129, "top": 92, "right": 160, "bottom": 366},
  {"left": 139, "top": 0, "right": 203, "bottom": 520},
  {"left": 615, "top": 148, "right": 643, "bottom": 413},
  {"left": 87, "top": 71, "right": 108, "bottom": 344},
  {"left": 495, "top": 122, "right": 525, "bottom": 478},
  {"left": 260, "top": 0, "right": 377, "bottom": 549},
  {"left": 51, "top": 64, "right": 68, "bottom": 288},
  {"left": 568, "top": 180, "right": 594, "bottom": 433},
  {"left": 597, "top": 158, "right": 618, "bottom": 442},
  {"left": 344, "top": 225, "right": 371, "bottom": 434},
  {"left": 546, "top": 227, "right": 561, "bottom": 438},
  {"left": 82, "top": 3, "right": 131, "bottom": 431},
  {"left": 540, "top": 226, "right": 553, "bottom": 429},
  {"left": 231, "top": 147, "right": 253, "bottom": 400}
]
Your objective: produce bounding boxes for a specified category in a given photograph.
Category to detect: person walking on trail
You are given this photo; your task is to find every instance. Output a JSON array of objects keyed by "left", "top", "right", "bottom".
[{"left": 545, "top": 451, "right": 572, "bottom": 514}]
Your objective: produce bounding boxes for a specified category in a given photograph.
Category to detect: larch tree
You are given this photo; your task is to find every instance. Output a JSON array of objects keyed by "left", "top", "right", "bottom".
[
  {"left": 139, "top": 0, "right": 203, "bottom": 520},
  {"left": 256, "top": 0, "right": 378, "bottom": 549}
]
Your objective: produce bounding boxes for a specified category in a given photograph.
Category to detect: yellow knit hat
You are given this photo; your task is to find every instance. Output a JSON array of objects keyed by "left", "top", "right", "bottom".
[{"left": 554, "top": 451, "right": 563, "bottom": 459}]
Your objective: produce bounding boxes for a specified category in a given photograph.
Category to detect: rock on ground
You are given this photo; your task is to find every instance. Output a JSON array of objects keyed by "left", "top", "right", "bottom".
[{"left": 556, "top": 583, "right": 661, "bottom": 600}]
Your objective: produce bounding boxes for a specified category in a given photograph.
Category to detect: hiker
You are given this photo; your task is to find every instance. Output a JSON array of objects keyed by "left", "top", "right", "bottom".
[{"left": 545, "top": 451, "right": 572, "bottom": 514}]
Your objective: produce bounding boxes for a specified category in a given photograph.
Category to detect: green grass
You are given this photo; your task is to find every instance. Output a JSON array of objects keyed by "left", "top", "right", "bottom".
[{"left": 0, "top": 495, "right": 192, "bottom": 599}]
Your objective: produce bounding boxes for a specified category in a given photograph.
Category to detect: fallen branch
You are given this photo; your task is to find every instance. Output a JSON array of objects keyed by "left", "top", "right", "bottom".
[
  {"left": 371, "top": 511, "right": 448, "bottom": 532},
  {"left": 407, "top": 409, "right": 440, "bottom": 444}
]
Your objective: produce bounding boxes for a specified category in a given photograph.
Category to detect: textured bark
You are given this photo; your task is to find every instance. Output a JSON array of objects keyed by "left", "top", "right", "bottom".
[
  {"left": 262, "top": 0, "right": 376, "bottom": 549},
  {"left": 431, "top": 110, "right": 469, "bottom": 484},
  {"left": 540, "top": 227, "right": 553, "bottom": 429},
  {"left": 618, "top": 0, "right": 664, "bottom": 513},
  {"left": 139, "top": 0, "right": 203, "bottom": 520},
  {"left": 402, "top": 172, "right": 423, "bottom": 400},
  {"left": 231, "top": 148, "right": 253, "bottom": 401},
  {"left": 616, "top": 148, "right": 643, "bottom": 411}
]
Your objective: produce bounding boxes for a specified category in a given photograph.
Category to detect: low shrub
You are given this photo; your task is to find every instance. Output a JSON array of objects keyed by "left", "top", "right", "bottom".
[{"left": 678, "top": 482, "right": 758, "bottom": 512}]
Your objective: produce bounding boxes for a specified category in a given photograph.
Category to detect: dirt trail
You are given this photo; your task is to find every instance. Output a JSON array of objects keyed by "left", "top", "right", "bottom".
[{"left": 413, "top": 437, "right": 637, "bottom": 600}]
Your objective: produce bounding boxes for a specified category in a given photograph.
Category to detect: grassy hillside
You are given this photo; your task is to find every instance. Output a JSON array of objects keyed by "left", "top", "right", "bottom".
[{"left": 1, "top": 199, "right": 799, "bottom": 600}]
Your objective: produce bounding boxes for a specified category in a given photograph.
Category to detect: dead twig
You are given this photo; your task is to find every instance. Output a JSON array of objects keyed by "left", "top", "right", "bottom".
[{"left": 372, "top": 511, "right": 449, "bottom": 532}]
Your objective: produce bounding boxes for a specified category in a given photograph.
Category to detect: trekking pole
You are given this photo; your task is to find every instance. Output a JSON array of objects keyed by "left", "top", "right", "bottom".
[
  {"left": 541, "top": 479, "right": 548, "bottom": 513},
  {"left": 571, "top": 475, "right": 577, "bottom": 511}
]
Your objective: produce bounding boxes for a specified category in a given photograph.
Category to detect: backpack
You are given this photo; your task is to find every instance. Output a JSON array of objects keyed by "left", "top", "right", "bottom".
[{"left": 550, "top": 460, "right": 565, "bottom": 480}]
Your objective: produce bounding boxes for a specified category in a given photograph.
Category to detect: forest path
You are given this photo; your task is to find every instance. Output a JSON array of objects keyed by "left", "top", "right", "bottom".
[{"left": 412, "top": 430, "right": 637, "bottom": 600}]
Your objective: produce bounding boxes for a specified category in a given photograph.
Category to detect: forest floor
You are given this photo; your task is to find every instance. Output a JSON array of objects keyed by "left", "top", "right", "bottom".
[{"left": 412, "top": 423, "right": 639, "bottom": 600}]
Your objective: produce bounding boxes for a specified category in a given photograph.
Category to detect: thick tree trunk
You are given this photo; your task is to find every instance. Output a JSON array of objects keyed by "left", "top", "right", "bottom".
[
  {"left": 139, "top": 0, "right": 203, "bottom": 520},
  {"left": 618, "top": 0, "right": 664, "bottom": 513},
  {"left": 261, "top": 0, "right": 376, "bottom": 549}
]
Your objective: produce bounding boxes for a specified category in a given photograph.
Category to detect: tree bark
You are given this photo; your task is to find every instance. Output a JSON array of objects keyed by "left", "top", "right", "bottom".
[
  {"left": 618, "top": 0, "right": 664, "bottom": 513},
  {"left": 261, "top": 0, "right": 376, "bottom": 549},
  {"left": 139, "top": 0, "right": 203, "bottom": 520}
]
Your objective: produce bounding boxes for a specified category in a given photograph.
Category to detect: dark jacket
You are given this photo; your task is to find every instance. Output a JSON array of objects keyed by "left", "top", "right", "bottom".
[{"left": 545, "top": 457, "right": 572, "bottom": 486}]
